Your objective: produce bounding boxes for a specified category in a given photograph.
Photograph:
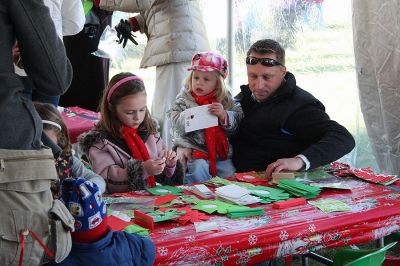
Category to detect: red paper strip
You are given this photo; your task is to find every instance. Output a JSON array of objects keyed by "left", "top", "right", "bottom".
[
  {"left": 134, "top": 210, "right": 154, "bottom": 230},
  {"left": 154, "top": 194, "right": 178, "bottom": 206},
  {"left": 108, "top": 215, "right": 132, "bottom": 231},
  {"left": 272, "top": 198, "right": 307, "bottom": 209}
]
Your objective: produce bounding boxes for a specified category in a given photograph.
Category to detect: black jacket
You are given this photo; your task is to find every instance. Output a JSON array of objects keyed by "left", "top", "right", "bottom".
[{"left": 231, "top": 72, "right": 355, "bottom": 172}]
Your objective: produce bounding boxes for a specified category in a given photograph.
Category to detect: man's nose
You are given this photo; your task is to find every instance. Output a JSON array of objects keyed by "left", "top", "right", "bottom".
[{"left": 255, "top": 77, "right": 264, "bottom": 89}]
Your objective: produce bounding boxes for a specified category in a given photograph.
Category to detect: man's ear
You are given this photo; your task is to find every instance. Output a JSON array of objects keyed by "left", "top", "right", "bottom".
[{"left": 280, "top": 66, "right": 287, "bottom": 78}]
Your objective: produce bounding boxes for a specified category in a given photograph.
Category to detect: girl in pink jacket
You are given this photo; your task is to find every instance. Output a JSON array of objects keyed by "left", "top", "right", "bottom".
[{"left": 79, "top": 72, "right": 183, "bottom": 193}]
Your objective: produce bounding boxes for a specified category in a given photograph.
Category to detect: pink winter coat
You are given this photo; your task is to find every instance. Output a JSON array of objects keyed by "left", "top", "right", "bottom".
[{"left": 78, "top": 129, "right": 184, "bottom": 193}]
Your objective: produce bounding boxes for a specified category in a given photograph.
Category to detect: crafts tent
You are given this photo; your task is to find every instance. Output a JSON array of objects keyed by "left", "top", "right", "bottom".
[{"left": 101, "top": 0, "right": 400, "bottom": 176}]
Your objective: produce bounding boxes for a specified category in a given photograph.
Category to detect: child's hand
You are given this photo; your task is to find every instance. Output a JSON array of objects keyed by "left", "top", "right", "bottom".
[
  {"left": 208, "top": 102, "right": 227, "bottom": 121},
  {"left": 177, "top": 147, "right": 193, "bottom": 167},
  {"left": 143, "top": 158, "right": 166, "bottom": 176},
  {"left": 164, "top": 150, "right": 177, "bottom": 168}
]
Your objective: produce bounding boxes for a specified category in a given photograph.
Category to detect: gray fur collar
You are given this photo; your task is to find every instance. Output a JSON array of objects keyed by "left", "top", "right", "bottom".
[{"left": 78, "top": 130, "right": 107, "bottom": 156}]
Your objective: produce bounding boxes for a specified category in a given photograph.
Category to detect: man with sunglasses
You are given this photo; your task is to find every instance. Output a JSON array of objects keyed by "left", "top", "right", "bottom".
[{"left": 231, "top": 39, "right": 355, "bottom": 178}]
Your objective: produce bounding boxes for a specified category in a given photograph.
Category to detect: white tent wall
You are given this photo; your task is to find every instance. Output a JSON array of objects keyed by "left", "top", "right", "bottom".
[{"left": 352, "top": 0, "right": 400, "bottom": 175}]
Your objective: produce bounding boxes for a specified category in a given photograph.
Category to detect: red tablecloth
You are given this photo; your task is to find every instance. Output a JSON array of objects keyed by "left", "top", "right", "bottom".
[
  {"left": 122, "top": 179, "right": 400, "bottom": 265},
  {"left": 61, "top": 106, "right": 100, "bottom": 143}
]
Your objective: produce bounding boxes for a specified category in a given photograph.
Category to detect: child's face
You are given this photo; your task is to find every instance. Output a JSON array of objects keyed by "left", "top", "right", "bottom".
[
  {"left": 44, "top": 129, "right": 59, "bottom": 144},
  {"left": 115, "top": 92, "right": 147, "bottom": 128},
  {"left": 191, "top": 70, "right": 219, "bottom": 97}
]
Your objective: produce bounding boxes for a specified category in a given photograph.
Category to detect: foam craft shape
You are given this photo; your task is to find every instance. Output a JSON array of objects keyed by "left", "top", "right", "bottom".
[
  {"left": 108, "top": 215, "right": 132, "bottom": 231},
  {"left": 147, "top": 185, "right": 183, "bottom": 196},
  {"left": 192, "top": 200, "right": 239, "bottom": 214}
]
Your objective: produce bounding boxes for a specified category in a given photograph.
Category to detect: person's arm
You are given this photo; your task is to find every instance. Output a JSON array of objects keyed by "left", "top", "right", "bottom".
[
  {"left": 61, "top": 0, "right": 85, "bottom": 36},
  {"left": 87, "top": 141, "right": 148, "bottom": 191},
  {"left": 285, "top": 103, "right": 355, "bottom": 169},
  {"left": 71, "top": 155, "right": 106, "bottom": 193},
  {"left": 13, "top": 0, "right": 72, "bottom": 96},
  {"left": 96, "top": 0, "right": 151, "bottom": 12},
  {"left": 123, "top": 231, "right": 156, "bottom": 266},
  {"left": 166, "top": 95, "right": 194, "bottom": 150},
  {"left": 222, "top": 99, "right": 244, "bottom": 135}
]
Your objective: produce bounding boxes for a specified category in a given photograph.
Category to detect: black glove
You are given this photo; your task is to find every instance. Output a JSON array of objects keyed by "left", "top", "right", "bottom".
[{"left": 115, "top": 19, "right": 138, "bottom": 48}]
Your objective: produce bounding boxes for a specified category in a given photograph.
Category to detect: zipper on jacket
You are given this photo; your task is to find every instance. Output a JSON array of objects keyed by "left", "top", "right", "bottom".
[{"left": 0, "top": 155, "right": 54, "bottom": 172}]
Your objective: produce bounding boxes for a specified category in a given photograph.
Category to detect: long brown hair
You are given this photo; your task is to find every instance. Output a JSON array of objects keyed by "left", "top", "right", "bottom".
[
  {"left": 97, "top": 72, "right": 156, "bottom": 139},
  {"left": 34, "top": 102, "right": 72, "bottom": 157}
]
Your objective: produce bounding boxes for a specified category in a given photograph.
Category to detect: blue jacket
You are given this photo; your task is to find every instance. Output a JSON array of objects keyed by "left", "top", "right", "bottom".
[{"left": 46, "top": 230, "right": 155, "bottom": 266}]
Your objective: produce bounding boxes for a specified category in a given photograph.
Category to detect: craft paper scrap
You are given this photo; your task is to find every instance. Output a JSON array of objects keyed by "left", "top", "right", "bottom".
[
  {"left": 310, "top": 182, "right": 352, "bottom": 190},
  {"left": 124, "top": 224, "right": 149, "bottom": 236},
  {"left": 215, "top": 184, "right": 250, "bottom": 199},
  {"left": 308, "top": 199, "right": 352, "bottom": 213},
  {"left": 147, "top": 185, "right": 183, "bottom": 196},
  {"left": 154, "top": 194, "right": 179, "bottom": 206},
  {"left": 235, "top": 171, "right": 267, "bottom": 183},
  {"left": 194, "top": 221, "right": 219, "bottom": 233},
  {"left": 110, "top": 211, "right": 131, "bottom": 222},
  {"left": 185, "top": 105, "right": 218, "bottom": 133},
  {"left": 108, "top": 215, "right": 132, "bottom": 231}
]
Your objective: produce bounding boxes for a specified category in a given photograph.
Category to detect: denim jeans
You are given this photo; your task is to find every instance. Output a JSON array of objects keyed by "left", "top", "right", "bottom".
[{"left": 184, "top": 158, "right": 236, "bottom": 184}]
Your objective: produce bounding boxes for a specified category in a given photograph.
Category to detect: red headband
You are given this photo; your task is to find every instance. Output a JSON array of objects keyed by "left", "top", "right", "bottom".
[{"left": 106, "top": 75, "right": 144, "bottom": 103}]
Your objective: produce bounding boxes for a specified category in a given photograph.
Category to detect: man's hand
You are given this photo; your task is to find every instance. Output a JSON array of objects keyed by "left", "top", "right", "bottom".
[
  {"left": 143, "top": 158, "right": 166, "bottom": 175},
  {"left": 115, "top": 19, "right": 138, "bottom": 48},
  {"left": 264, "top": 157, "right": 304, "bottom": 178},
  {"left": 176, "top": 147, "right": 193, "bottom": 167}
]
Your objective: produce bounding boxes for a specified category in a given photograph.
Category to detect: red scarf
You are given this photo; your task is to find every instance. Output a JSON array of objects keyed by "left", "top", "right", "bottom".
[
  {"left": 191, "top": 91, "right": 229, "bottom": 176},
  {"left": 121, "top": 125, "right": 156, "bottom": 188}
]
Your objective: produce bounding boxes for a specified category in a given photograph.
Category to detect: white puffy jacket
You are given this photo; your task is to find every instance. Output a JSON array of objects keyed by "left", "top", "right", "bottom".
[{"left": 99, "top": 0, "right": 210, "bottom": 68}]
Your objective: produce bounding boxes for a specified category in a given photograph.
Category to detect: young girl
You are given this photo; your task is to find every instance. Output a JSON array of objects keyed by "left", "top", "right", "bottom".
[
  {"left": 79, "top": 73, "right": 183, "bottom": 193},
  {"left": 34, "top": 102, "right": 106, "bottom": 197},
  {"left": 167, "top": 51, "right": 243, "bottom": 183}
]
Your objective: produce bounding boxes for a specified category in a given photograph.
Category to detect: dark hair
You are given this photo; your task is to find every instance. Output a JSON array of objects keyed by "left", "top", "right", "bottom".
[
  {"left": 247, "top": 39, "right": 286, "bottom": 65},
  {"left": 34, "top": 102, "right": 72, "bottom": 157},
  {"left": 97, "top": 72, "right": 156, "bottom": 139}
]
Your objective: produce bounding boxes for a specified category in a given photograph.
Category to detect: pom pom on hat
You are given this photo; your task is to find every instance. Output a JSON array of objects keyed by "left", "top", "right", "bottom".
[
  {"left": 61, "top": 178, "right": 108, "bottom": 243},
  {"left": 188, "top": 51, "right": 228, "bottom": 78}
]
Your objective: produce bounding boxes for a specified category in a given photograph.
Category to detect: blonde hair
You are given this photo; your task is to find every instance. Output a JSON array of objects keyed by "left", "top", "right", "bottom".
[
  {"left": 97, "top": 72, "right": 156, "bottom": 139},
  {"left": 185, "top": 71, "right": 234, "bottom": 109},
  {"left": 34, "top": 102, "right": 72, "bottom": 157}
]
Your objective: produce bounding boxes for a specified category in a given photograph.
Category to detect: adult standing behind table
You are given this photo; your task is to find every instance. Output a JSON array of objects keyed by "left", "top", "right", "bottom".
[
  {"left": 1, "top": 0, "right": 73, "bottom": 150},
  {"left": 93, "top": 0, "right": 210, "bottom": 146},
  {"left": 13, "top": 0, "right": 85, "bottom": 106},
  {"left": 0, "top": 1, "right": 72, "bottom": 264},
  {"left": 59, "top": 5, "right": 113, "bottom": 111},
  {"left": 231, "top": 39, "right": 355, "bottom": 178}
]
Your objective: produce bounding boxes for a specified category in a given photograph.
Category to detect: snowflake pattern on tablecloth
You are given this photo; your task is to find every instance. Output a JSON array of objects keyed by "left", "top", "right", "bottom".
[
  {"left": 280, "top": 230, "right": 289, "bottom": 241},
  {"left": 308, "top": 224, "right": 316, "bottom": 233},
  {"left": 158, "top": 247, "right": 168, "bottom": 256},
  {"left": 248, "top": 234, "right": 257, "bottom": 245},
  {"left": 185, "top": 235, "right": 196, "bottom": 242},
  {"left": 386, "top": 193, "right": 400, "bottom": 200}
]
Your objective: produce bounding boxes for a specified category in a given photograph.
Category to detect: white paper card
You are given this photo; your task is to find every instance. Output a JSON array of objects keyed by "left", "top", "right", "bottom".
[
  {"left": 185, "top": 105, "right": 218, "bottom": 133},
  {"left": 194, "top": 221, "right": 219, "bottom": 233},
  {"left": 215, "top": 184, "right": 249, "bottom": 199}
]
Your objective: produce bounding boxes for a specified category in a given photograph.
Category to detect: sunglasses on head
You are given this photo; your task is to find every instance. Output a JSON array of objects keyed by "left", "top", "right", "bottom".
[{"left": 245, "top": 57, "right": 283, "bottom": 67}]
